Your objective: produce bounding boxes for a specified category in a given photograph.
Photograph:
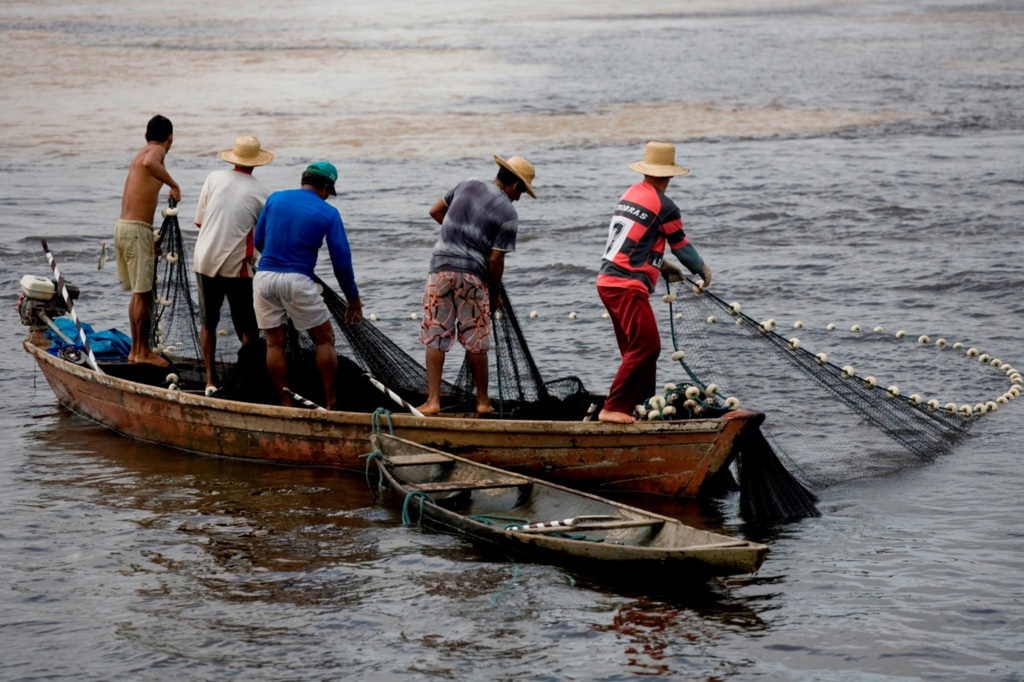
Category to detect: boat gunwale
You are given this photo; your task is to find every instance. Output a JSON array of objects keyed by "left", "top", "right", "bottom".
[{"left": 25, "top": 339, "right": 763, "bottom": 435}]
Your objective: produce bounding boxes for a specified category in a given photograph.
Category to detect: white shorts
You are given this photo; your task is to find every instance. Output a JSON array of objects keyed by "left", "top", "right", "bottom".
[{"left": 252, "top": 271, "right": 330, "bottom": 331}]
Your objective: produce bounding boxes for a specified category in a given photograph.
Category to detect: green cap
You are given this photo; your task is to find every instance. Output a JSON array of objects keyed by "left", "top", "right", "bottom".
[{"left": 305, "top": 161, "right": 338, "bottom": 195}]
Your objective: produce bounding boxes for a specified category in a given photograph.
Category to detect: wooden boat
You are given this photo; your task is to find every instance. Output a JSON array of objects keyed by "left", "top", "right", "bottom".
[
  {"left": 371, "top": 433, "right": 769, "bottom": 578},
  {"left": 23, "top": 337, "right": 760, "bottom": 498}
]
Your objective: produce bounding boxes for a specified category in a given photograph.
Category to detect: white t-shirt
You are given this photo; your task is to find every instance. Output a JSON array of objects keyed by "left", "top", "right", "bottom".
[{"left": 193, "top": 169, "right": 271, "bottom": 278}]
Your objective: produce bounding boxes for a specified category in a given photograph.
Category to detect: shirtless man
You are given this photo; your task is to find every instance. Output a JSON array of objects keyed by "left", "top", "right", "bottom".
[{"left": 114, "top": 115, "right": 180, "bottom": 367}]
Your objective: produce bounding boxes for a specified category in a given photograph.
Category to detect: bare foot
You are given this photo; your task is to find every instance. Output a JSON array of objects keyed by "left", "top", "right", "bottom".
[
  {"left": 598, "top": 409, "right": 637, "bottom": 424},
  {"left": 133, "top": 352, "right": 170, "bottom": 369},
  {"left": 476, "top": 401, "right": 494, "bottom": 415},
  {"left": 416, "top": 402, "right": 441, "bottom": 416}
]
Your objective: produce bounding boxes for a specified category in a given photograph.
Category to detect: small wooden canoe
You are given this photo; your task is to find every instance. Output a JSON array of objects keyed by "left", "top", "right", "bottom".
[{"left": 371, "top": 433, "right": 769, "bottom": 579}]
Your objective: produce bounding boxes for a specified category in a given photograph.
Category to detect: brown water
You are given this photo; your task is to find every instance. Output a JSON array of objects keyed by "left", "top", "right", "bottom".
[{"left": 2, "top": 1, "right": 1024, "bottom": 679}]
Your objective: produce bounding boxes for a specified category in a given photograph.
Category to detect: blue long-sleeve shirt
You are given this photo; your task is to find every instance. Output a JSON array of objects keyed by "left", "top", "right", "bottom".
[{"left": 254, "top": 188, "right": 359, "bottom": 301}]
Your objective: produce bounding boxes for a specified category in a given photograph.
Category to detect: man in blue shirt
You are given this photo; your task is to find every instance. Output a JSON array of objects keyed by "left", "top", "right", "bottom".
[{"left": 253, "top": 161, "right": 363, "bottom": 409}]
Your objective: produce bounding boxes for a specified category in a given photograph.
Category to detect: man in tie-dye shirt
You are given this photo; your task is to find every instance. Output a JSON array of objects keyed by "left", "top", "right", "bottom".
[{"left": 418, "top": 154, "right": 537, "bottom": 416}]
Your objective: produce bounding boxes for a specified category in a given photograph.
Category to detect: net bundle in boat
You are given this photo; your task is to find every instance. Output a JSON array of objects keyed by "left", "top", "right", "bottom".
[
  {"left": 310, "top": 280, "right": 592, "bottom": 419},
  {"left": 666, "top": 280, "right": 1014, "bottom": 488}
]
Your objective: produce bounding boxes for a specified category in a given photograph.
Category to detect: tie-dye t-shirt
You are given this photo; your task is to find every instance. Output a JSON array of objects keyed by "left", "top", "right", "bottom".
[{"left": 428, "top": 179, "right": 518, "bottom": 280}]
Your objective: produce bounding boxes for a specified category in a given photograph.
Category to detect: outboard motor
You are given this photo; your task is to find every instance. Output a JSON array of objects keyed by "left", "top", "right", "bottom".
[{"left": 17, "top": 274, "right": 79, "bottom": 335}]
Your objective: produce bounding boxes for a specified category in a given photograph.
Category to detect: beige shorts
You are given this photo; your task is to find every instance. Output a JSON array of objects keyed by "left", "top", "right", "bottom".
[
  {"left": 252, "top": 270, "right": 330, "bottom": 331},
  {"left": 114, "top": 219, "right": 156, "bottom": 293}
]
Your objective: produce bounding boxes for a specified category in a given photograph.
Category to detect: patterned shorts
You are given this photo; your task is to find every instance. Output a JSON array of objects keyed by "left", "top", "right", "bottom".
[{"left": 419, "top": 271, "right": 491, "bottom": 353}]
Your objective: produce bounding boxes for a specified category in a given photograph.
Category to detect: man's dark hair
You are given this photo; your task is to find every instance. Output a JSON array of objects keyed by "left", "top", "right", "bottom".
[
  {"left": 302, "top": 171, "right": 335, "bottom": 194},
  {"left": 146, "top": 115, "right": 173, "bottom": 143},
  {"left": 496, "top": 166, "right": 522, "bottom": 191}
]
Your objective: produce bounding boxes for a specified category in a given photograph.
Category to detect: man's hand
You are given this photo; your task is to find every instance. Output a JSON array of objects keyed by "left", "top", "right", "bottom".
[
  {"left": 168, "top": 186, "right": 181, "bottom": 203},
  {"left": 344, "top": 296, "right": 364, "bottom": 324},
  {"left": 697, "top": 262, "right": 712, "bottom": 291},
  {"left": 660, "top": 261, "right": 685, "bottom": 283}
]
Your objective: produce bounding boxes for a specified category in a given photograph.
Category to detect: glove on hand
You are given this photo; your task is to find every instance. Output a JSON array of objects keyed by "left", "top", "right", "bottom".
[
  {"left": 697, "top": 262, "right": 712, "bottom": 291},
  {"left": 660, "top": 262, "right": 685, "bottom": 283}
]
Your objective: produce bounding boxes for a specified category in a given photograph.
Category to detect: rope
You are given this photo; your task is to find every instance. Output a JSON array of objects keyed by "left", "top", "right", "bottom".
[
  {"left": 371, "top": 407, "right": 394, "bottom": 435},
  {"left": 362, "top": 449, "right": 385, "bottom": 493},
  {"left": 401, "top": 491, "right": 433, "bottom": 525},
  {"left": 362, "top": 409, "right": 394, "bottom": 496},
  {"left": 487, "top": 562, "right": 523, "bottom": 607}
]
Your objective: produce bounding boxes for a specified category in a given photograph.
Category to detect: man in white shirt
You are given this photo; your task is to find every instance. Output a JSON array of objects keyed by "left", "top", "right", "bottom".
[{"left": 192, "top": 135, "right": 274, "bottom": 394}]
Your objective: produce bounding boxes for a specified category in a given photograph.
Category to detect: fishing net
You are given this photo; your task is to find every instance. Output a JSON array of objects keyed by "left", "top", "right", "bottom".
[
  {"left": 664, "top": 278, "right": 1017, "bottom": 489},
  {"left": 146, "top": 214, "right": 592, "bottom": 419},
  {"left": 150, "top": 203, "right": 202, "bottom": 368},
  {"left": 308, "top": 280, "right": 592, "bottom": 419},
  {"left": 451, "top": 286, "right": 593, "bottom": 420}
]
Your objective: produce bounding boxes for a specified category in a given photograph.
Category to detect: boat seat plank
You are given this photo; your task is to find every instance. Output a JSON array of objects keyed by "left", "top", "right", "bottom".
[
  {"left": 412, "top": 479, "right": 529, "bottom": 492},
  {"left": 387, "top": 453, "right": 453, "bottom": 467}
]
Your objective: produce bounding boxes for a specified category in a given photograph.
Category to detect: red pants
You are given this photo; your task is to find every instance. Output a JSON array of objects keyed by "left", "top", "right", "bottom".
[{"left": 598, "top": 285, "right": 660, "bottom": 415}]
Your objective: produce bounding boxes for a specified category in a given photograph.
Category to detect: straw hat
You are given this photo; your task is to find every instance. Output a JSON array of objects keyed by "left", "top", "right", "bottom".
[
  {"left": 494, "top": 155, "right": 537, "bottom": 198},
  {"left": 219, "top": 135, "right": 274, "bottom": 167},
  {"left": 628, "top": 142, "right": 689, "bottom": 178}
]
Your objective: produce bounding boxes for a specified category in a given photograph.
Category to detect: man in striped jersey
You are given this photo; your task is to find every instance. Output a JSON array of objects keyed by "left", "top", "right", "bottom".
[{"left": 597, "top": 142, "right": 712, "bottom": 424}]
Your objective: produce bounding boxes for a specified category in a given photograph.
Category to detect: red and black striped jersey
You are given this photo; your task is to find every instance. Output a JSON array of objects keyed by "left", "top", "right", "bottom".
[{"left": 597, "top": 181, "right": 690, "bottom": 293}]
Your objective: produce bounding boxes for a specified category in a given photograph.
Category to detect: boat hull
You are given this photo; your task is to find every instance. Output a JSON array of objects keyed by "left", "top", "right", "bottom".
[
  {"left": 26, "top": 340, "right": 758, "bottom": 497},
  {"left": 373, "top": 434, "right": 769, "bottom": 578}
]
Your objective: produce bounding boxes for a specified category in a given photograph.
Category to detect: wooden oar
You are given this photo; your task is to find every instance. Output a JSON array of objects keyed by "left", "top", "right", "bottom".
[
  {"left": 364, "top": 374, "right": 425, "bottom": 417},
  {"left": 506, "top": 515, "right": 664, "bottom": 534},
  {"left": 509, "top": 519, "right": 665, "bottom": 534},
  {"left": 284, "top": 387, "right": 327, "bottom": 412},
  {"left": 40, "top": 239, "right": 103, "bottom": 374}
]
